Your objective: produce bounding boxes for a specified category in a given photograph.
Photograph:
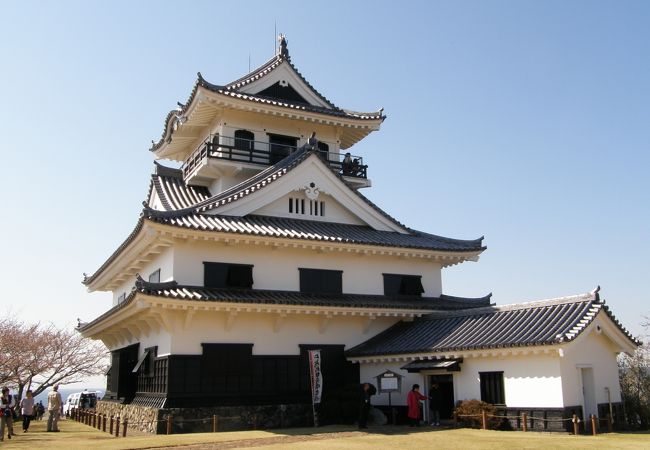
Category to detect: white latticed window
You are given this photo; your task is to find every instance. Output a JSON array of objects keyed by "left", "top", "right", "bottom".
[{"left": 289, "top": 197, "right": 324, "bottom": 216}]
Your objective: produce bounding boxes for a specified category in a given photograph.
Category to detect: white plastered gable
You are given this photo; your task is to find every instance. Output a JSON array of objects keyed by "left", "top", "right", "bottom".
[
  {"left": 204, "top": 154, "right": 408, "bottom": 233},
  {"left": 148, "top": 185, "right": 166, "bottom": 211},
  {"left": 564, "top": 309, "right": 638, "bottom": 355},
  {"left": 237, "top": 62, "right": 332, "bottom": 109}
]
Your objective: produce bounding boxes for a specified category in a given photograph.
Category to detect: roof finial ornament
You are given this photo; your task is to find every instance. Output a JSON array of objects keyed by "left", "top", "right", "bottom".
[
  {"left": 278, "top": 34, "right": 289, "bottom": 60},
  {"left": 592, "top": 285, "right": 601, "bottom": 301}
]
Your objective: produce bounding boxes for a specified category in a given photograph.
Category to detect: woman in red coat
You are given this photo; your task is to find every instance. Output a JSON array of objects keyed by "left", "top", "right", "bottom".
[{"left": 407, "top": 384, "right": 428, "bottom": 427}]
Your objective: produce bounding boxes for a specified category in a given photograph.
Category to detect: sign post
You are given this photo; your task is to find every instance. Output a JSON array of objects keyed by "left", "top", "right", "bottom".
[
  {"left": 376, "top": 370, "right": 403, "bottom": 425},
  {"left": 308, "top": 349, "right": 323, "bottom": 427}
]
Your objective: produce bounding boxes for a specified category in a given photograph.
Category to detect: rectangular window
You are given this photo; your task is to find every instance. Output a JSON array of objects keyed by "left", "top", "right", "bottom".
[
  {"left": 383, "top": 274, "right": 425, "bottom": 296},
  {"left": 143, "top": 346, "right": 157, "bottom": 377},
  {"left": 299, "top": 268, "right": 343, "bottom": 294},
  {"left": 479, "top": 371, "right": 505, "bottom": 405},
  {"left": 204, "top": 262, "right": 254, "bottom": 288},
  {"left": 148, "top": 269, "right": 161, "bottom": 283}
]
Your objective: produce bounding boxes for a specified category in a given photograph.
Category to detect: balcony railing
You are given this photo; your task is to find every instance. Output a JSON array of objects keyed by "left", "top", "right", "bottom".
[{"left": 182, "top": 134, "right": 367, "bottom": 181}]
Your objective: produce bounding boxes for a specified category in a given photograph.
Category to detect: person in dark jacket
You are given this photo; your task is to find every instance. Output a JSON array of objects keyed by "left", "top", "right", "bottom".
[
  {"left": 429, "top": 383, "right": 441, "bottom": 426},
  {"left": 0, "top": 387, "right": 16, "bottom": 440},
  {"left": 358, "top": 382, "right": 376, "bottom": 429}
]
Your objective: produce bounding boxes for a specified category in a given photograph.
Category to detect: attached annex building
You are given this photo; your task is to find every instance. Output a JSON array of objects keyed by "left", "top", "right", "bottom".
[{"left": 79, "top": 36, "right": 638, "bottom": 432}]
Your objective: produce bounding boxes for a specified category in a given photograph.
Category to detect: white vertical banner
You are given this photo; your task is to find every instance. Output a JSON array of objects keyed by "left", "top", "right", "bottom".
[{"left": 308, "top": 349, "right": 323, "bottom": 405}]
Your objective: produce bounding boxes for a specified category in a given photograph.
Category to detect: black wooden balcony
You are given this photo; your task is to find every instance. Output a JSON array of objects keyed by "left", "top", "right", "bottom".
[{"left": 182, "top": 135, "right": 367, "bottom": 181}]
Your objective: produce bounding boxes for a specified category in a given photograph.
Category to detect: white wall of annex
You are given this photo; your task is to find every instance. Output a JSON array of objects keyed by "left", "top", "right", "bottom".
[
  {"left": 455, "top": 355, "right": 563, "bottom": 407},
  {"left": 559, "top": 322, "right": 623, "bottom": 408},
  {"left": 172, "top": 240, "right": 443, "bottom": 296},
  {"left": 359, "top": 353, "right": 564, "bottom": 409},
  {"left": 111, "top": 247, "right": 175, "bottom": 305},
  {"left": 164, "top": 310, "right": 399, "bottom": 355}
]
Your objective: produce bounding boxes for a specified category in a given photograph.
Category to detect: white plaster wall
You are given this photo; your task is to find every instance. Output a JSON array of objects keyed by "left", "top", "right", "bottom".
[
  {"left": 253, "top": 192, "right": 366, "bottom": 225},
  {"left": 110, "top": 330, "right": 173, "bottom": 357},
  {"left": 456, "top": 355, "right": 563, "bottom": 407},
  {"left": 164, "top": 310, "right": 399, "bottom": 356},
  {"left": 111, "top": 247, "right": 175, "bottom": 305},
  {"left": 208, "top": 172, "right": 252, "bottom": 197},
  {"left": 217, "top": 110, "right": 341, "bottom": 156},
  {"left": 359, "top": 353, "right": 564, "bottom": 409},
  {"left": 172, "top": 240, "right": 443, "bottom": 297},
  {"left": 560, "top": 322, "right": 623, "bottom": 408}
]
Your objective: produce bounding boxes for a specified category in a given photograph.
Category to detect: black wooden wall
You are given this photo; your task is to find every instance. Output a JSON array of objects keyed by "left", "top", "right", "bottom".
[{"left": 130, "top": 342, "right": 359, "bottom": 415}]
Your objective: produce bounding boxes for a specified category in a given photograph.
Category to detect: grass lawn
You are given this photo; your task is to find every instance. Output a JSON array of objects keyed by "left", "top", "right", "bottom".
[{"left": 3, "top": 417, "right": 648, "bottom": 449}]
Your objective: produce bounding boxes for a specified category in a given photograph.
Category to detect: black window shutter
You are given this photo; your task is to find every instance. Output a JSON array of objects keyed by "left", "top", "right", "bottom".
[
  {"left": 384, "top": 274, "right": 424, "bottom": 296},
  {"left": 227, "top": 265, "right": 254, "bottom": 288},
  {"left": 480, "top": 371, "right": 505, "bottom": 405},
  {"left": 299, "top": 268, "right": 342, "bottom": 294},
  {"left": 204, "top": 262, "right": 229, "bottom": 288},
  {"left": 401, "top": 276, "right": 424, "bottom": 295},
  {"left": 383, "top": 274, "right": 402, "bottom": 295}
]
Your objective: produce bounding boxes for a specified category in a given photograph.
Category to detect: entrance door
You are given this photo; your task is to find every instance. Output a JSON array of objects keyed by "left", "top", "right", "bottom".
[
  {"left": 268, "top": 134, "right": 297, "bottom": 164},
  {"left": 427, "top": 374, "right": 455, "bottom": 421},
  {"left": 581, "top": 367, "right": 597, "bottom": 422}
]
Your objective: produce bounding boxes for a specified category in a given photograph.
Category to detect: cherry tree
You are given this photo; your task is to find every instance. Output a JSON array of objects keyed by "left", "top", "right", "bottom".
[{"left": 0, "top": 317, "right": 107, "bottom": 400}]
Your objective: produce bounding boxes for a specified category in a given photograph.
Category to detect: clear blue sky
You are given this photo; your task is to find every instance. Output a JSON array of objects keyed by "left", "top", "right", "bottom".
[{"left": 1, "top": 0, "right": 648, "bottom": 342}]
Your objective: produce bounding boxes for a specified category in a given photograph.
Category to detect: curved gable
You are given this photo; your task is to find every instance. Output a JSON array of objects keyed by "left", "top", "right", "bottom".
[{"left": 237, "top": 61, "right": 333, "bottom": 109}]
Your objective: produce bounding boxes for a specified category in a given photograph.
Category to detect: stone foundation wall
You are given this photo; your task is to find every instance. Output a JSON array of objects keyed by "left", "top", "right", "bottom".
[
  {"left": 156, "top": 403, "right": 312, "bottom": 434},
  {"left": 96, "top": 401, "right": 312, "bottom": 434},
  {"left": 96, "top": 401, "right": 160, "bottom": 434}
]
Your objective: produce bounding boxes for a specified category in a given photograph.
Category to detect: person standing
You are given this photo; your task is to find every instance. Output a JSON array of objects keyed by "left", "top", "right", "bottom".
[
  {"left": 358, "top": 383, "right": 374, "bottom": 429},
  {"left": 37, "top": 401, "right": 45, "bottom": 420},
  {"left": 47, "top": 385, "right": 63, "bottom": 432},
  {"left": 0, "top": 387, "right": 16, "bottom": 441},
  {"left": 406, "top": 384, "right": 427, "bottom": 427},
  {"left": 20, "top": 390, "right": 35, "bottom": 432},
  {"left": 428, "top": 383, "right": 441, "bottom": 426}
]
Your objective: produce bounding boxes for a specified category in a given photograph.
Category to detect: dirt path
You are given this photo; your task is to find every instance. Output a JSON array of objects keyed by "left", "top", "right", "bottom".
[{"left": 148, "top": 430, "right": 366, "bottom": 449}]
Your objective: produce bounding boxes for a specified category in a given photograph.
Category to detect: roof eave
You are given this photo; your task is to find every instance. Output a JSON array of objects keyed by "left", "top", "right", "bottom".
[{"left": 151, "top": 79, "right": 385, "bottom": 160}]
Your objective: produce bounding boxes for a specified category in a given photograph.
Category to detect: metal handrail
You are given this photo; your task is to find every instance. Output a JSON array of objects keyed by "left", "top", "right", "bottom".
[{"left": 182, "top": 134, "right": 367, "bottom": 180}]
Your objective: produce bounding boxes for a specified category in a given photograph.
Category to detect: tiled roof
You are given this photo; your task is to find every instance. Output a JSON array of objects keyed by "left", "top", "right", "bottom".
[
  {"left": 151, "top": 49, "right": 384, "bottom": 153},
  {"left": 134, "top": 280, "right": 491, "bottom": 311},
  {"left": 143, "top": 213, "right": 485, "bottom": 252},
  {"left": 77, "top": 277, "right": 492, "bottom": 332},
  {"left": 142, "top": 150, "right": 485, "bottom": 252},
  {"left": 149, "top": 163, "right": 211, "bottom": 211},
  {"left": 224, "top": 41, "right": 338, "bottom": 110},
  {"left": 153, "top": 145, "right": 312, "bottom": 214},
  {"left": 346, "top": 290, "right": 641, "bottom": 357},
  {"left": 84, "top": 151, "right": 484, "bottom": 287}
]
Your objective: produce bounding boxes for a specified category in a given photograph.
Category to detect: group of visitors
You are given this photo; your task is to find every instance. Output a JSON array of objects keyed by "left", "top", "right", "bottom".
[
  {"left": 358, "top": 381, "right": 443, "bottom": 429},
  {"left": 0, "top": 384, "right": 63, "bottom": 440},
  {"left": 407, "top": 383, "right": 442, "bottom": 427}
]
